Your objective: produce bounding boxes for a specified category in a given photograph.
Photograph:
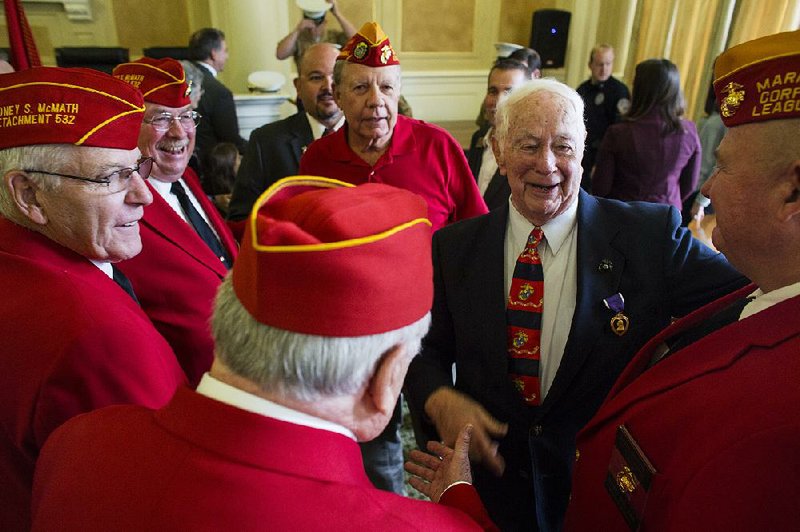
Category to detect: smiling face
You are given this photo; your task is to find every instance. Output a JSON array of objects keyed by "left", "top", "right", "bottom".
[
  {"left": 139, "top": 102, "right": 195, "bottom": 183},
  {"left": 335, "top": 62, "right": 401, "bottom": 151},
  {"left": 495, "top": 91, "right": 584, "bottom": 226},
  {"left": 35, "top": 147, "right": 153, "bottom": 262},
  {"left": 295, "top": 44, "right": 341, "bottom": 127}
]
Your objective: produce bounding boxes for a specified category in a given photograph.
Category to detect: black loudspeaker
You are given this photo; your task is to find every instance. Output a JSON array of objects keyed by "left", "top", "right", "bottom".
[{"left": 529, "top": 9, "right": 571, "bottom": 69}]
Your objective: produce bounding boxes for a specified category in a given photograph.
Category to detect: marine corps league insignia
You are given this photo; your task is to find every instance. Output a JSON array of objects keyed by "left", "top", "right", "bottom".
[
  {"left": 185, "top": 80, "right": 193, "bottom": 97},
  {"left": 380, "top": 44, "right": 393, "bottom": 65},
  {"left": 720, "top": 81, "right": 745, "bottom": 118},
  {"left": 518, "top": 283, "right": 534, "bottom": 301},
  {"left": 353, "top": 41, "right": 369, "bottom": 60}
]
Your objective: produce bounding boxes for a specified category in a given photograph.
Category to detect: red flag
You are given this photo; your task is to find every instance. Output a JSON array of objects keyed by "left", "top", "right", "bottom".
[{"left": 4, "top": 0, "right": 41, "bottom": 70}]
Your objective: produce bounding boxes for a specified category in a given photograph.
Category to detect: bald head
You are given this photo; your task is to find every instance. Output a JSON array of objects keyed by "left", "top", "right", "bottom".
[{"left": 295, "top": 43, "right": 342, "bottom": 127}]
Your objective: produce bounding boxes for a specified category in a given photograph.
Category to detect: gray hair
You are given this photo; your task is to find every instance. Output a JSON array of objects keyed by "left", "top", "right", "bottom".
[
  {"left": 493, "top": 78, "right": 586, "bottom": 158},
  {"left": 179, "top": 60, "right": 204, "bottom": 108},
  {"left": 0, "top": 145, "right": 75, "bottom": 221},
  {"left": 211, "top": 275, "right": 431, "bottom": 402}
]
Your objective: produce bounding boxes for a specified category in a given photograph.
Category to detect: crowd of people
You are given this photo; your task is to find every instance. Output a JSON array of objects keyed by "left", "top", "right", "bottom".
[{"left": 0, "top": 0, "right": 798, "bottom": 528}]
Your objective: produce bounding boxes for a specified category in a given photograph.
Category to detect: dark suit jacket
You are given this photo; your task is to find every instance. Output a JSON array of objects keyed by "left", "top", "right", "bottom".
[
  {"left": 194, "top": 63, "right": 247, "bottom": 163},
  {"left": 466, "top": 126, "right": 511, "bottom": 211},
  {"left": 227, "top": 111, "right": 313, "bottom": 222},
  {"left": 404, "top": 190, "right": 747, "bottom": 531}
]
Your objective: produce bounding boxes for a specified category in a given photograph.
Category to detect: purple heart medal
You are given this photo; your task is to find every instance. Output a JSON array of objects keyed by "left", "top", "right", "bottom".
[{"left": 604, "top": 293, "right": 629, "bottom": 336}]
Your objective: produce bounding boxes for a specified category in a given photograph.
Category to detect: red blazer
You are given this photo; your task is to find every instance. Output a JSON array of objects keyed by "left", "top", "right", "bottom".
[
  {"left": 565, "top": 285, "right": 800, "bottom": 531},
  {"left": 118, "top": 168, "right": 238, "bottom": 386},
  {"left": 34, "top": 387, "right": 496, "bottom": 531},
  {"left": 0, "top": 218, "right": 186, "bottom": 532}
]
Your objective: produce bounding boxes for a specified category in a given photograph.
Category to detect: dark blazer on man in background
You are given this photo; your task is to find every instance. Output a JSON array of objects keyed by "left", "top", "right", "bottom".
[
  {"left": 404, "top": 190, "right": 747, "bottom": 531},
  {"left": 194, "top": 63, "right": 247, "bottom": 163},
  {"left": 466, "top": 126, "right": 511, "bottom": 211},
  {"left": 227, "top": 111, "right": 313, "bottom": 223}
]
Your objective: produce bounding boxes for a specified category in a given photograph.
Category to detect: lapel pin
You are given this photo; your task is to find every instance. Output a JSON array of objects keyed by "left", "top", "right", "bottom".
[
  {"left": 603, "top": 292, "right": 629, "bottom": 336},
  {"left": 598, "top": 259, "right": 613, "bottom": 273}
]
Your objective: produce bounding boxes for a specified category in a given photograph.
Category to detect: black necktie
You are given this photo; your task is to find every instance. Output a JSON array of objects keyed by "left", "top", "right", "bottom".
[
  {"left": 648, "top": 297, "right": 752, "bottom": 368},
  {"left": 112, "top": 265, "right": 139, "bottom": 304},
  {"left": 170, "top": 181, "right": 231, "bottom": 270},
  {"left": 322, "top": 127, "right": 333, "bottom": 137}
]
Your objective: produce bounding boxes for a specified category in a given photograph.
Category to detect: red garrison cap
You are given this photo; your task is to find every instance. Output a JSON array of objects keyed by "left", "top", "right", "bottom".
[
  {"left": 233, "top": 176, "right": 433, "bottom": 337},
  {"left": 113, "top": 57, "right": 191, "bottom": 108},
  {"left": 713, "top": 29, "right": 800, "bottom": 127},
  {"left": 338, "top": 21, "right": 399, "bottom": 67},
  {"left": 0, "top": 66, "right": 144, "bottom": 150}
]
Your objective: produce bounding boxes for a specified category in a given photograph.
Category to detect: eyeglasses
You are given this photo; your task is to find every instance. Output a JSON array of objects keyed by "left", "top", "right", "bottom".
[
  {"left": 24, "top": 157, "right": 154, "bottom": 194},
  {"left": 143, "top": 111, "right": 202, "bottom": 132}
]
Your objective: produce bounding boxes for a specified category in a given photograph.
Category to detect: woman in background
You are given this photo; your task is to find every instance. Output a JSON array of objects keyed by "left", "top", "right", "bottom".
[{"left": 592, "top": 59, "right": 700, "bottom": 210}]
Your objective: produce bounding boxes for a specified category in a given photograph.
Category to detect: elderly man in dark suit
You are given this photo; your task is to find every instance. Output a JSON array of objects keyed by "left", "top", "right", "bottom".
[
  {"left": 404, "top": 78, "right": 747, "bottom": 531},
  {"left": 189, "top": 27, "right": 247, "bottom": 164},
  {"left": 228, "top": 43, "right": 343, "bottom": 225}
]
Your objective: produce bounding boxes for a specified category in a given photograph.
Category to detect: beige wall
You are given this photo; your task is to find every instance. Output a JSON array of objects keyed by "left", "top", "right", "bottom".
[{"left": 6, "top": 0, "right": 797, "bottom": 121}]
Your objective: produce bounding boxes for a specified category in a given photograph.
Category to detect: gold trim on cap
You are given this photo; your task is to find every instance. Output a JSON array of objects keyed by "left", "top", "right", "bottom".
[
  {"left": 0, "top": 80, "right": 144, "bottom": 110},
  {"left": 114, "top": 61, "right": 187, "bottom": 100},
  {"left": 248, "top": 175, "right": 432, "bottom": 253},
  {"left": 76, "top": 108, "right": 146, "bottom": 145}
]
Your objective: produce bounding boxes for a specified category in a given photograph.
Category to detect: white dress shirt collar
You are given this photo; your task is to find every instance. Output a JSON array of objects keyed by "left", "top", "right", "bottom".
[
  {"left": 306, "top": 113, "right": 345, "bottom": 141},
  {"left": 196, "top": 373, "right": 356, "bottom": 440},
  {"left": 741, "top": 281, "right": 800, "bottom": 321},
  {"left": 507, "top": 194, "right": 579, "bottom": 256},
  {"left": 89, "top": 259, "right": 113, "bottom": 278},
  {"left": 196, "top": 61, "right": 217, "bottom": 77}
]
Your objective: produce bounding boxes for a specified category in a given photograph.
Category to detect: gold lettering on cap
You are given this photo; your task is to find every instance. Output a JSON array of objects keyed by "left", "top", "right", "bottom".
[{"left": 752, "top": 72, "right": 800, "bottom": 118}]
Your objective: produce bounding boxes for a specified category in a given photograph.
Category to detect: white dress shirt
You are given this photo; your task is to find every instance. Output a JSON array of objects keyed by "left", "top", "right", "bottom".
[
  {"left": 196, "top": 373, "right": 356, "bottom": 440},
  {"left": 477, "top": 129, "right": 498, "bottom": 195},
  {"left": 306, "top": 113, "right": 345, "bottom": 141},
  {"left": 741, "top": 281, "right": 800, "bottom": 320},
  {"left": 196, "top": 61, "right": 217, "bottom": 77},
  {"left": 148, "top": 176, "right": 221, "bottom": 241},
  {"left": 504, "top": 196, "right": 579, "bottom": 399},
  {"left": 90, "top": 259, "right": 113, "bottom": 279}
]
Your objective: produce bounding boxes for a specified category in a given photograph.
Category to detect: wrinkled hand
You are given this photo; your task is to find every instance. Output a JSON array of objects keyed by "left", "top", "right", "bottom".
[
  {"left": 425, "top": 388, "right": 508, "bottom": 476},
  {"left": 405, "top": 424, "right": 474, "bottom": 502}
]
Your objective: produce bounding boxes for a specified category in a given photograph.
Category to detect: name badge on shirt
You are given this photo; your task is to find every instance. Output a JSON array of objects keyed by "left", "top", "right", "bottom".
[{"left": 604, "top": 424, "right": 657, "bottom": 530}]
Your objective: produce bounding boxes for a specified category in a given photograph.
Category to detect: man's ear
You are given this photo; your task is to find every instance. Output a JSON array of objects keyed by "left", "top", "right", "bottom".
[
  {"left": 778, "top": 159, "right": 800, "bottom": 222},
  {"left": 293, "top": 76, "right": 300, "bottom": 94},
  {"left": 5, "top": 170, "right": 47, "bottom": 225},
  {"left": 492, "top": 135, "right": 507, "bottom": 176},
  {"left": 367, "top": 344, "right": 409, "bottom": 417}
]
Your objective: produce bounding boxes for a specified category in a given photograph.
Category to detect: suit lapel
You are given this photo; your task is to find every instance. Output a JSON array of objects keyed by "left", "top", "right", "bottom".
[
  {"left": 542, "top": 192, "right": 625, "bottom": 411},
  {"left": 588, "top": 288, "right": 800, "bottom": 429},
  {"left": 465, "top": 206, "right": 511, "bottom": 372},
  {"left": 142, "top": 181, "right": 228, "bottom": 277},
  {"left": 181, "top": 168, "right": 238, "bottom": 259},
  {"left": 290, "top": 112, "right": 314, "bottom": 163}
]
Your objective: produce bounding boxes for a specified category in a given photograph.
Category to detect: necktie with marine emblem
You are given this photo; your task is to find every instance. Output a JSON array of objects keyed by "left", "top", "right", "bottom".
[{"left": 507, "top": 226, "right": 544, "bottom": 405}]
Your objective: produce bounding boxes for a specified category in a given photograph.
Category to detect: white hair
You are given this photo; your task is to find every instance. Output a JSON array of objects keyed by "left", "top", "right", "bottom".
[
  {"left": 211, "top": 275, "right": 431, "bottom": 402},
  {"left": 0, "top": 145, "right": 75, "bottom": 221},
  {"left": 493, "top": 78, "right": 586, "bottom": 158}
]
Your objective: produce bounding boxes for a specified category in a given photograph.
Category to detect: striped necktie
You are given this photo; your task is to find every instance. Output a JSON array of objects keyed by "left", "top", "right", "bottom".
[{"left": 507, "top": 227, "right": 544, "bottom": 405}]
